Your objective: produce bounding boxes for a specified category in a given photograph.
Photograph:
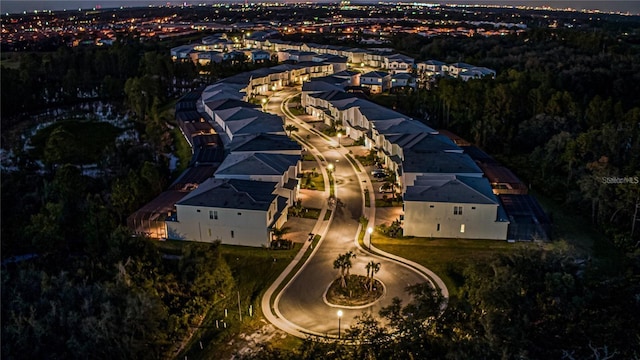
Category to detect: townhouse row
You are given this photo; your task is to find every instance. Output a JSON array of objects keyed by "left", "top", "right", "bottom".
[
  {"left": 171, "top": 33, "right": 496, "bottom": 84},
  {"left": 165, "top": 61, "right": 341, "bottom": 247},
  {"left": 157, "top": 35, "right": 545, "bottom": 245},
  {"left": 301, "top": 78, "right": 511, "bottom": 240}
]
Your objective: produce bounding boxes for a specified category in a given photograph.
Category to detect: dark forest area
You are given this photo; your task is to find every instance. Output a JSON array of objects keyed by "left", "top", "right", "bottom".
[{"left": 376, "top": 29, "right": 640, "bottom": 251}]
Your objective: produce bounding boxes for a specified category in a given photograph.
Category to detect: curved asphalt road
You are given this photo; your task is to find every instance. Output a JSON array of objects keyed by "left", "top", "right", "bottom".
[{"left": 264, "top": 89, "right": 437, "bottom": 337}]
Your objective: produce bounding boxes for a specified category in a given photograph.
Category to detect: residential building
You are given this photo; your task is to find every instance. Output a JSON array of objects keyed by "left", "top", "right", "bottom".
[
  {"left": 382, "top": 53, "right": 415, "bottom": 74},
  {"left": 416, "top": 60, "right": 446, "bottom": 77},
  {"left": 166, "top": 178, "right": 288, "bottom": 247},
  {"left": 391, "top": 73, "right": 417, "bottom": 89},
  {"left": 360, "top": 71, "right": 391, "bottom": 93},
  {"left": 403, "top": 175, "right": 509, "bottom": 239}
]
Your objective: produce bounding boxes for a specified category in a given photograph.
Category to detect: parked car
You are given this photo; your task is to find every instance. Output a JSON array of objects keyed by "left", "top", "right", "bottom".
[
  {"left": 371, "top": 169, "right": 385, "bottom": 176},
  {"left": 379, "top": 184, "right": 394, "bottom": 193},
  {"left": 373, "top": 172, "right": 386, "bottom": 179}
]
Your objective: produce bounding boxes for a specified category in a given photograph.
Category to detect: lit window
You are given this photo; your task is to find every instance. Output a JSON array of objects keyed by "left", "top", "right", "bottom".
[{"left": 460, "top": 224, "right": 465, "bottom": 233}]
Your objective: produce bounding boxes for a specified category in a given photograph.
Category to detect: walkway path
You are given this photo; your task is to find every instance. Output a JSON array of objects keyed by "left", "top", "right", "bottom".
[{"left": 260, "top": 89, "right": 448, "bottom": 339}]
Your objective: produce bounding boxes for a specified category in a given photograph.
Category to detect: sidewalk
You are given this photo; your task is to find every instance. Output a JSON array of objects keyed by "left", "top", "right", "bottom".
[{"left": 260, "top": 92, "right": 449, "bottom": 340}]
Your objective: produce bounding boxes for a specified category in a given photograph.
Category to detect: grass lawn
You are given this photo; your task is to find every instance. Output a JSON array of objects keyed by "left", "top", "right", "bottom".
[
  {"left": 30, "top": 120, "right": 121, "bottom": 163},
  {"left": 304, "top": 208, "right": 322, "bottom": 219},
  {"left": 375, "top": 199, "right": 403, "bottom": 207},
  {"left": 292, "top": 207, "right": 321, "bottom": 219},
  {"left": 171, "top": 127, "right": 193, "bottom": 177},
  {"left": 345, "top": 154, "right": 361, "bottom": 172},
  {"left": 355, "top": 154, "right": 377, "bottom": 166},
  {"left": 156, "top": 240, "right": 301, "bottom": 360},
  {"left": 288, "top": 106, "right": 306, "bottom": 116},
  {"left": 301, "top": 172, "right": 325, "bottom": 191},
  {"left": 371, "top": 234, "right": 533, "bottom": 295}
]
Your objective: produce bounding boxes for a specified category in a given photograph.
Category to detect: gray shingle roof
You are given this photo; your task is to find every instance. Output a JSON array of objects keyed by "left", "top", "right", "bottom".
[
  {"left": 229, "top": 134, "right": 301, "bottom": 153},
  {"left": 215, "top": 153, "right": 299, "bottom": 177},
  {"left": 177, "top": 178, "right": 277, "bottom": 210},
  {"left": 404, "top": 175, "right": 498, "bottom": 204},
  {"left": 403, "top": 150, "right": 482, "bottom": 174},
  {"left": 386, "top": 133, "right": 459, "bottom": 152}
]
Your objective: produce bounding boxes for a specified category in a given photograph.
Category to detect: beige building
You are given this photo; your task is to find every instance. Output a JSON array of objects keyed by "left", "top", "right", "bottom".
[
  {"left": 166, "top": 179, "right": 288, "bottom": 247},
  {"left": 403, "top": 175, "right": 509, "bottom": 240}
]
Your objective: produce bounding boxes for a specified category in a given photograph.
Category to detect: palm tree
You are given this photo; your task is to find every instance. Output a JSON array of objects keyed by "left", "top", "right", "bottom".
[
  {"left": 285, "top": 124, "right": 299, "bottom": 137},
  {"left": 333, "top": 251, "right": 356, "bottom": 288},
  {"left": 271, "top": 226, "right": 290, "bottom": 242},
  {"left": 365, "top": 261, "right": 381, "bottom": 291},
  {"left": 271, "top": 226, "right": 291, "bottom": 249}
]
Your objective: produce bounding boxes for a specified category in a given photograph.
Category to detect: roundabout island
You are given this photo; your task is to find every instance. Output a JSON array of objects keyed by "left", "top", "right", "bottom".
[{"left": 325, "top": 274, "right": 385, "bottom": 308}]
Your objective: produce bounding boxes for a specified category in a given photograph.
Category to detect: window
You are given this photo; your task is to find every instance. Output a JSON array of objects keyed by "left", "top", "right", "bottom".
[
  {"left": 429, "top": 205, "right": 435, "bottom": 208},
  {"left": 460, "top": 224, "right": 465, "bottom": 233},
  {"left": 436, "top": 223, "right": 440, "bottom": 231},
  {"left": 214, "top": 211, "right": 218, "bottom": 219},
  {"left": 231, "top": 230, "right": 235, "bottom": 238},
  {"left": 196, "top": 209, "right": 201, "bottom": 213},
  {"left": 471, "top": 207, "right": 476, "bottom": 210},
  {"left": 209, "top": 211, "right": 214, "bottom": 219},
  {"left": 237, "top": 212, "right": 242, "bottom": 216},
  {"left": 453, "top": 206, "right": 463, "bottom": 215}
]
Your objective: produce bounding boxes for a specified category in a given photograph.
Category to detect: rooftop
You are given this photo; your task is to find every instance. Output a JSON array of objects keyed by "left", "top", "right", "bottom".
[
  {"left": 404, "top": 175, "right": 499, "bottom": 206},
  {"left": 177, "top": 178, "right": 278, "bottom": 211},
  {"left": 403, "top": 150, "right": 482, "bottom": 174}
]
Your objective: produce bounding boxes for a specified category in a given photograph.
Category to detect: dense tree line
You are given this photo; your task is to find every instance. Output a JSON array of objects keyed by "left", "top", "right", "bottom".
[
  {"left": 242, "top": 248, "right": 640, "bottom": 359},
  {"left": 378, "top": 28, "right": 640, "bottom": 248},
  {"left": 1, "top": 37, "right": 199, "bottom": 127},
  {"left": 0, "top": 35, "right": 261, "bottom": 358}
]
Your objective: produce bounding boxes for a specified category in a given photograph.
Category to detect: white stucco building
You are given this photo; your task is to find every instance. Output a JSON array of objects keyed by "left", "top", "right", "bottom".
[
  {"left": 166, "top": 179, "right": 288, "bottom": 247},
  {"left": 403, "top": 175, "right": 509, "bottom": 239}
]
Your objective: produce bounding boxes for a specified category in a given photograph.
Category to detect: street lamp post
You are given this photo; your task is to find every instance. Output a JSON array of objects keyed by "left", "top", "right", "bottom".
[
  {"left": 367, "top": 227, "right": 373, "bottom": 250},
  {"left": 337, "top": 132, "right": 342, "bottom": 146},
  {"left": 337, "top": 310, "right": 343, "bottom": 338}
]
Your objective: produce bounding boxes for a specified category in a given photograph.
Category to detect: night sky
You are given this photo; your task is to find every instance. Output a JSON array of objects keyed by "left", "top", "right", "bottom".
[{"left": 2, "top": 0, "right": 639, "bottom": 15}]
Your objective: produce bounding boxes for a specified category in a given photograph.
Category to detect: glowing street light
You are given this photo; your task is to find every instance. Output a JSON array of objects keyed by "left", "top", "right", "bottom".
[
  {"left": 327, "top": 163, "right": 334, "bottom": 172},
  {"left": 337, "top": 310, "right": 343, "bottom": 338},
  {"left": 337, "top": 132, "right": 342, "bottom": 146}
]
